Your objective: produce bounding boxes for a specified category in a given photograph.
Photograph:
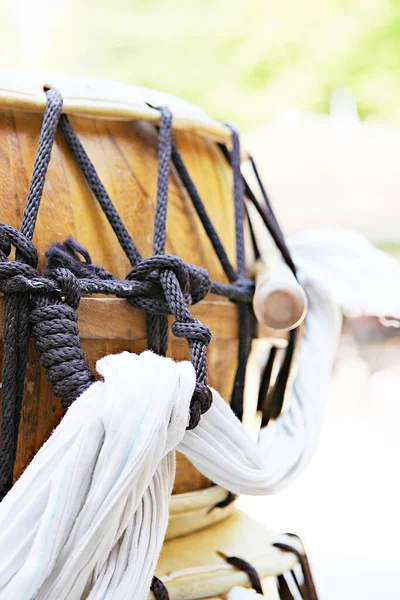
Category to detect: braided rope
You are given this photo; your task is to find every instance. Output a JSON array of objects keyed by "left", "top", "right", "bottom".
[
  {"left": 0, "top": 89, "right": 63, "bottom": 500},
  {"left": 147, "top": 106, "right": 173, "bottom": 355}
]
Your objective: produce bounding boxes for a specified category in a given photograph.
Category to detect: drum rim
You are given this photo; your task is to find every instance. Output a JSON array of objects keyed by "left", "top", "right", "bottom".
[{"left": 0, "top": 70, "right": 232, "bottom": 143}]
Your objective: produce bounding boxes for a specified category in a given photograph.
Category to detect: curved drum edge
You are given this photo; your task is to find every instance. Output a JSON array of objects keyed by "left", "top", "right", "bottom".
[
  {"left": 0, "top": 70, "right": 232, "bottom": 143},
  {"left": 167, "top": 486, "right": 235, "bottom": 541},
  {"left": 152, "top": 510, "right": 301, "bottom": 599}
]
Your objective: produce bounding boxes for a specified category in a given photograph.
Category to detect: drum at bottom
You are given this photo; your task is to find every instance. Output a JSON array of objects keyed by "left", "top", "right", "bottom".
[{"left": 150, "top": 510, "right": 318, "bottom": 599}]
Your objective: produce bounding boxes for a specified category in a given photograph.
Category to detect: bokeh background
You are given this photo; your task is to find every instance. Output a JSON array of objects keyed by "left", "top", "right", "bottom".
[
  {"left": 1, "top": 1, "right": 400, "bottom": 598},
  {"left": 3, "top": 0, "right": 400, "bottom": 128}
]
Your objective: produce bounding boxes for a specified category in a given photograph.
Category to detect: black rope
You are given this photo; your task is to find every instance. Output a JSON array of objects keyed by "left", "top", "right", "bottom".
[
  {"left": 219, "top": 141, "right": 299, "bottom": 424},
  {"left": 146, "top": 106, "right": 173, "bottom": 355},
  {"left": 246, "top": 204, "right": 261, "bottom": 262},
  {"left": 218, "top": 142, "right": 296, "bottom": 276},
  {"left": 150, "top": 576, "right": 170, "bottom": 600},
  {"left": 209, "top": 489, "right": 237, "bottom": 511},
  {"left": 171, "top": 142, "right": 237, "bottom": 283},
  {"left": 228, "top": 126, "right": 255, "bottom": 420},
  {"left": 0, "top": 88, "right": 63, "bottom": 500},
  {"left": 217, "top": 552, "right": 264, "bottom": 594},
  {"left": 276, "top": 573, "right": 295, "bottom": 599},
  {"left": 58, "top": 115, "right": 141, "bottom": 267},
  {"left": 274, "top": 535, "right": 319, "bottom": 600},
  {"left": 257, "top": 345, "right": 277, "bottom": 423},
  {"left": 226, "top": 125, "right": 247, "bottom": 279},
  {"left": 60, "top": 109, "right": 219, "bottom": 429},
  {"left": 173, "top": 128, "right": 255, "bottom": 421},
  {"left": 153, "top": 107, "right": 173, "bottom": 256},
  {"left": 59, "top": 109, "right": 215, "bottom": 429},
  {"left": 246, "top": 158, "right": 299, "bottom": 424}
]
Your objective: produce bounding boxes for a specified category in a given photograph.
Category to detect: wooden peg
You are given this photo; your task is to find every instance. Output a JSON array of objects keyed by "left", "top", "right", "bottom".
[{"left": 253, "top": 259, "right": 307, "bottom": 331}]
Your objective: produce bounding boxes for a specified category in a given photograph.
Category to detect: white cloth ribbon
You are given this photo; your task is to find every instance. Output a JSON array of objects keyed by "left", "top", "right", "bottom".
[
  {"left": 0, "top": 352, "right": 195, "bottom": 599},
  {"left": 1, "top": 229, "right": 400, "bottom": 598}
]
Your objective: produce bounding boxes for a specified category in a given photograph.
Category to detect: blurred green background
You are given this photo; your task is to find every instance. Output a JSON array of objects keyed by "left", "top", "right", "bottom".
[{"left": 2, "top": 0, "right": 400, "bottom": 129}]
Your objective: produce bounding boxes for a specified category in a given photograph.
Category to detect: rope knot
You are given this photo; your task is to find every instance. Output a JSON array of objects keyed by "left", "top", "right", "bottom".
[
  {"left": 188, "top": 384, "right": 213, "bottom": 430},
  {"left": 0, "top": 227, "right": 11, "bottom": 259},
  {"left": 172, "top": 319, "right": 212, "bottom": 345},
  {"left": 127, "top": 254, "right": 190, "bottom": 295},
  {"left": 186, "top": 264, "right": 211, "bottom": 304},
  {"left": 0, "top": 224, "right": 38, "bottom": 267},
  {"left": 48, "top": 267, "right": 81, "bottom": 310}
]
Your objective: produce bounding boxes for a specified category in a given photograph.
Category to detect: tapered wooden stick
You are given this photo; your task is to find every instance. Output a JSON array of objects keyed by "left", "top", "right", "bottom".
[{"left": 253, "top": 258, "right": 307, "bottom": 331}]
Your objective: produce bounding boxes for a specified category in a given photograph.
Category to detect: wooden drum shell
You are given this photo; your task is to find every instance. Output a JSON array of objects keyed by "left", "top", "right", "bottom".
[{"left": 0, "top": 108, "right": 240, "bottom": 494}]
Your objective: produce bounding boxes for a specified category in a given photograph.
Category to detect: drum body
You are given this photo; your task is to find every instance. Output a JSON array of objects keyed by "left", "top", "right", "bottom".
[
  {"left": 0, "top": 73, "right": 247, "bottom": 498},
  {"left": 0, "top": 74, "right": 319, "bottom": 600}
]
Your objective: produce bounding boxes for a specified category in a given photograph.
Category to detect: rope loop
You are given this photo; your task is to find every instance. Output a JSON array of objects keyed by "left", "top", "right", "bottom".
[
  {"left": 171, "top": 319, "right": 212, "bottom": 345},
  {"left": 0, "top": 263, "right": 55, "bottom": 295},
  {"left": 188, "top": 384, "right": 212, "bottom": 430},
  {"left": 127, "top": 254, "right": 190, "bottom": 295},
  {"left": 48, "top": 267, "right": 82, "bottom": 310},
  {"left": 0, "top": 224, "right": 38, "bottom": 267}
]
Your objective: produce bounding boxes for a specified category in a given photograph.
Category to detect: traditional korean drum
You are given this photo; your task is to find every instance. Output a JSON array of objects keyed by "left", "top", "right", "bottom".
[{"left": 0, "top": 72, "right": 321, "bottom": 600}]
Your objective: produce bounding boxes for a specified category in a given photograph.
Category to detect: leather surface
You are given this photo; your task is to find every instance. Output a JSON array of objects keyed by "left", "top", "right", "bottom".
[
  {"left": 167, "top": 486, "right": 234, "bottom": 540},
  {"left": 149, "top": 510, "right": 300, "bottom": 599},
  {"left": 0, "top": 70, "right": 229, "bottom": 142}
]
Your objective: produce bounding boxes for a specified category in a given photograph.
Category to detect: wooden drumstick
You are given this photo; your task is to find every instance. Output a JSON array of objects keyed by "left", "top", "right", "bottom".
[{"left": 253, "top": 258, "right": 308, "bottom": 331}]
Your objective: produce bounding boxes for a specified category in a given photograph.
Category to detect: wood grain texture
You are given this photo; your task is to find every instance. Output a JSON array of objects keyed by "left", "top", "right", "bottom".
[{"left": 0, "top": 109, "right": 242, "bottom": 493}]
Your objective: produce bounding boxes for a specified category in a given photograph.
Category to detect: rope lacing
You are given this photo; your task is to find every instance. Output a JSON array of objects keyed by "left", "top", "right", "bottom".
[{"left": 0, "top": 87, "right": 296, "bottom": 500}]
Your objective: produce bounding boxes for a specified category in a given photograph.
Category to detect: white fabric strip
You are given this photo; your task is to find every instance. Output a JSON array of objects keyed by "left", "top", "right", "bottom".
[
  {"left": 0, "top": 229, "right": 399, "bottom": 598},
  {"left": 181, "top": 229, "right": 400, "bottom": 494},
  {"left": 0, "top": 352, "right": 195, "bottom": 599}
]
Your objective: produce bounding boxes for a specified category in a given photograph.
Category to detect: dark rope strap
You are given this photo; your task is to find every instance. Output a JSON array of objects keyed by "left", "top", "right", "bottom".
[
  {"left": 257, "top": 328, "right": 297, "bottom": 427},
  {"left": 173, "top": 128, "right": 254, "bottom": 421},
  {"left": 249, "top": 164, "right": 298, "bottom": 423},
  {"left": 146, "top": 106, "right": 173, "bottom": 355},
  {"left": 0, "top": 89, "right": 63, "bottom": 500},
  {"left": 150, "top": 576, "right": 170, "bottom": 600},
  {"left": 171, "top": 141, "right": 237, "bottom": 283},
  {"left": 19, "top": 89, "right": 64, "bottom": 242},
  {"left": 276, "top": 573, "right": 296, "bottom": 599},
  {"left": 226, "top": 125, "right": 247, "bottom": 279},
  {"left": 220, "top": 143, "right": 299, "bottom": 425},
  {"left": 217, "top": 551, "right": 264, "bottom": 594},
  {"left": 58, "top": 115, "right": 141, "bottom": 267},
  {"left": 227, "top": 126, "right": 255, "bottom": 420},
  {"left": 209, "top": 489, "right": 237, "bottom": 511},
  {"left": 257, "top": 346, "right": 277, "bottom": 424},
  {"left": 30, "top": 266, "right": 94, "bottom": 408},
  {"left": 274, "top": 535, "right": 319, "bottom": 600},
  {"left": 244, "top": 159, "right": 296, "bottom": 277},
  {"left": 153, "top": 107, "right": 173, "bottom": 256}
]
